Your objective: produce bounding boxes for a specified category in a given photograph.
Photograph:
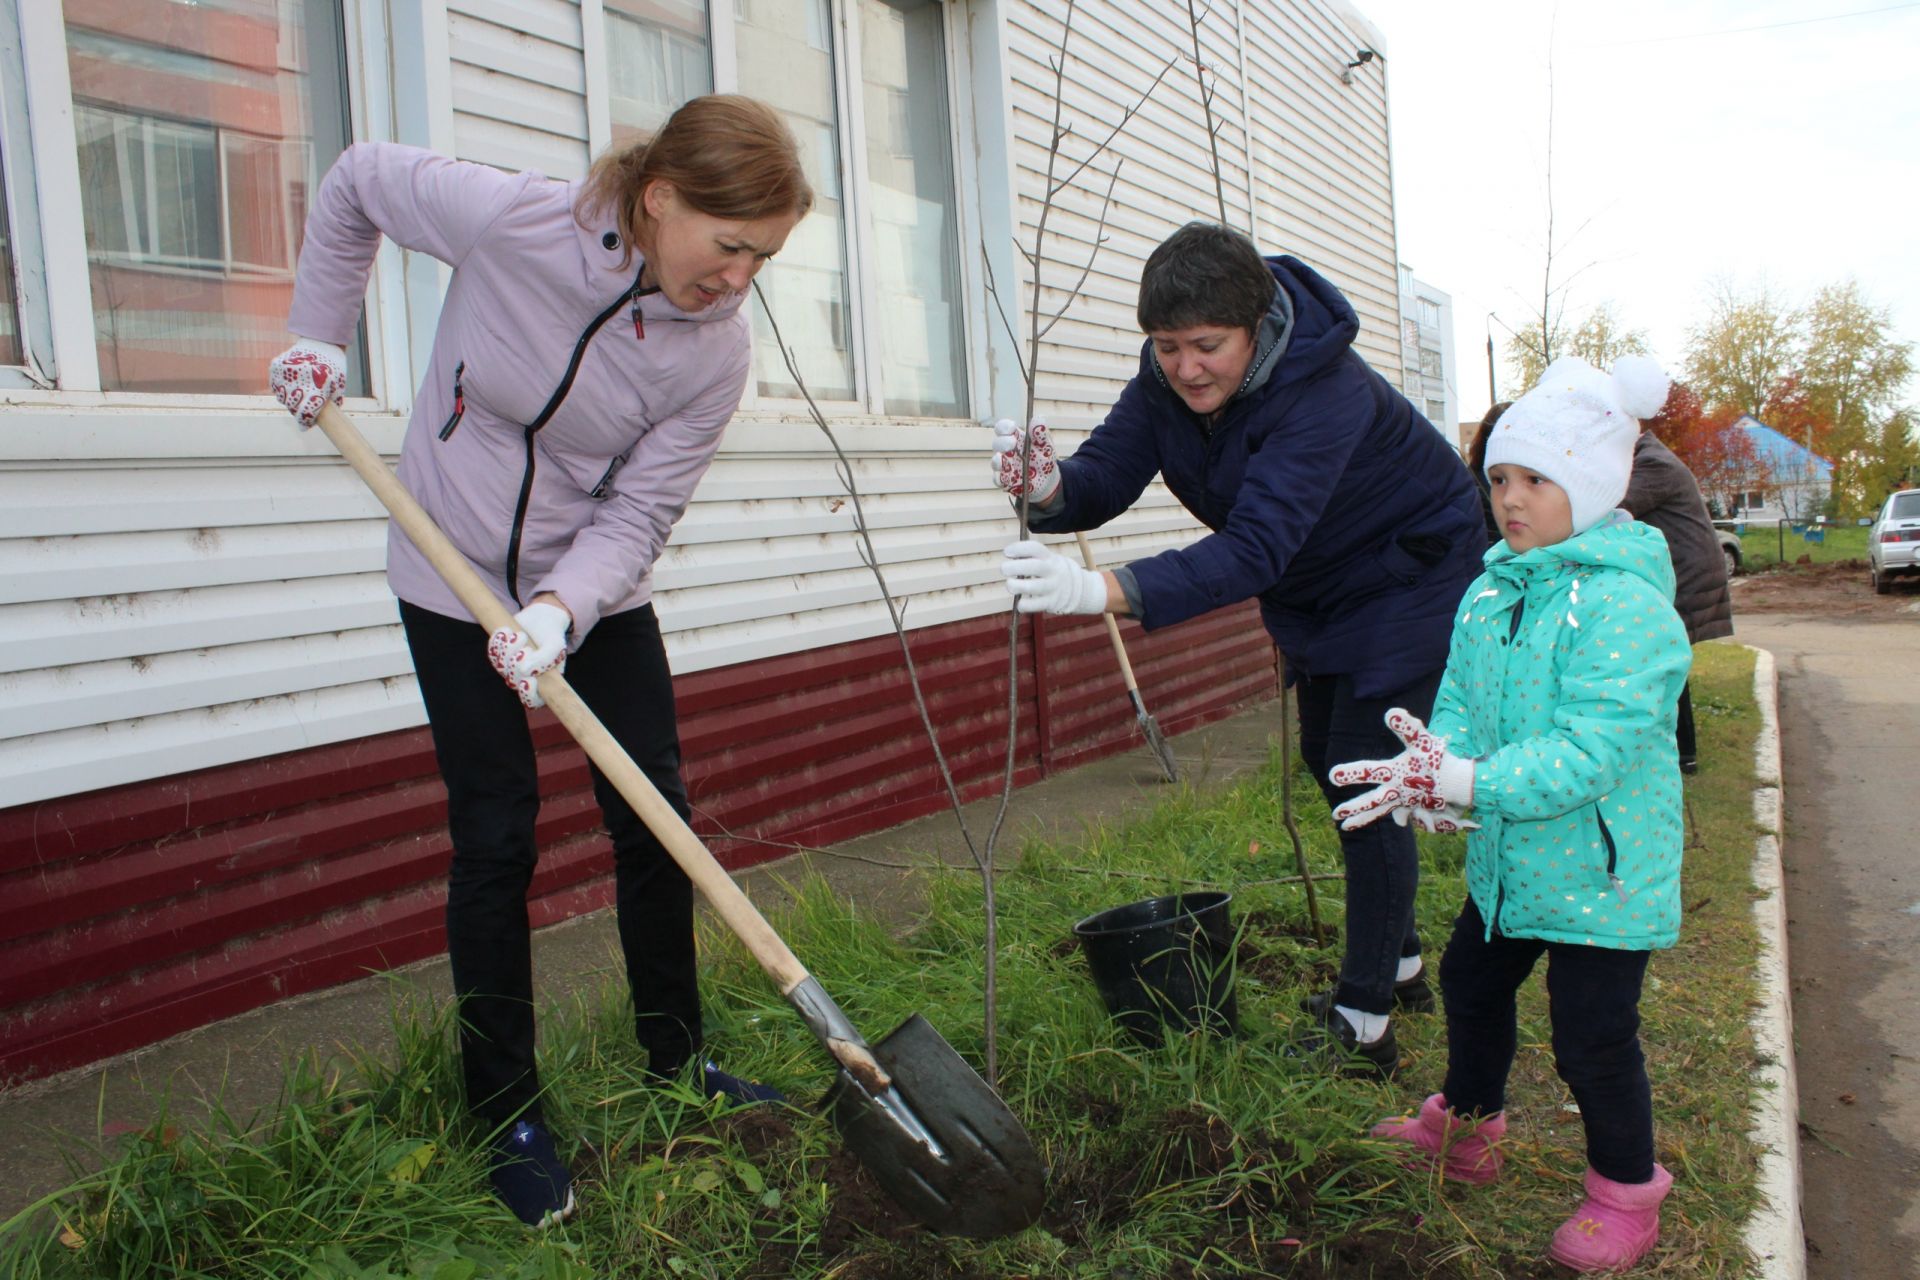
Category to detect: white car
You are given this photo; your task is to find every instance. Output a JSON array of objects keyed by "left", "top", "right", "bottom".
[{"left": 1868, "top": 489, "right": 1920, "bottom": 594}]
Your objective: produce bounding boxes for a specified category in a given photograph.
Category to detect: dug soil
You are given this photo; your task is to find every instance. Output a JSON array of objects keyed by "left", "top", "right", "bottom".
[
  {"left": 1730, "top": 556, "right": 1920, "bottom": 616},
  {"left": 715, "top": 1097, "right": 1563, "bottom": 1278}
]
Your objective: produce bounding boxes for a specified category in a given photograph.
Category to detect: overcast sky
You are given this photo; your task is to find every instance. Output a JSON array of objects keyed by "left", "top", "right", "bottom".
[{"left": 1357, "top": 0, "right": 1920, "bottom": 417}]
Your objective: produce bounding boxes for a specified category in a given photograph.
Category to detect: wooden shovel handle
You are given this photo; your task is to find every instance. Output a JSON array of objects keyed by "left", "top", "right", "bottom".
[
  {"left": 1072, "top": 531, "right": 1142, "bottom": 695},
  {"left": 315, "top": 404, "right": 883, "bottom": 1079}
]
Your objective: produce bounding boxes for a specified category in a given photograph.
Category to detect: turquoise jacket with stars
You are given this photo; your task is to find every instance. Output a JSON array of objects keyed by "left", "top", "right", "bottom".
[{"left": 1426, "top": 515, "right": 1692, "bottom": 950}]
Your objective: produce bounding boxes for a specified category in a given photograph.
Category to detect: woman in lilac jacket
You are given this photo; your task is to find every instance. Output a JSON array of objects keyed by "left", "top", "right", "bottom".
[{"left": 267, "top": 96, "right": 811, "bottom": 1227}]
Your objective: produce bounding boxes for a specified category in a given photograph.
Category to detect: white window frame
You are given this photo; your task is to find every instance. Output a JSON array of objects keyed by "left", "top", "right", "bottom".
[{"left": 0, "top": 0, "right": 414, "bottom": 440}]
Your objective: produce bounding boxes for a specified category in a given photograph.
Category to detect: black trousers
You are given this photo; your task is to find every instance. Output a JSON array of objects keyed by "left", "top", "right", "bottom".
[
  {"left": 402, "top": 600, "right": 700, "bottom": 1126},
  {"left": 1293, "top": 666, "right": 1443, "bottom": 1014},
  {"left": 1676, "top": 680, "right": 1696, "bottom": 762},
  {"left": 1438, "top": 897, "right": 1656, "bottom": 1183}
]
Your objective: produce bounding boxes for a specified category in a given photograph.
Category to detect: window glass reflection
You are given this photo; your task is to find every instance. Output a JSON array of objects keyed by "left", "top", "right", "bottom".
[
  {"left": 65, "top": 0, "right": 365, "bottom": 394},
  {"left": 0, "top": 140, "right": 22, "bottom": 367},
  {"left": 859, "top": 0, "right": 966, "bottom": 417},
  {"left": 736, "top": 0, "right": 855, "bottom": 401},
  {"left": 606, "top": 0, "right": 713, "bottom": 147}
]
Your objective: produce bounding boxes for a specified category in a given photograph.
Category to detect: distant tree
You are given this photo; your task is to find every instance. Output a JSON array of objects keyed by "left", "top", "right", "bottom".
[
  {"left": 1799, "top": 280, "right": 1914, "bottom": 437},
  {"left": 1683, "top": 279, "right": 1799, "bottom": 416},
  {"left": 1752, "top": 282, "right": 1917, "bottom": 518},
  {"left": 1504, "top": 301, "right": 1651, "bottom": 394},
  {"left": 1646, "top": 380, "right": 1763, "bottom": 515}
]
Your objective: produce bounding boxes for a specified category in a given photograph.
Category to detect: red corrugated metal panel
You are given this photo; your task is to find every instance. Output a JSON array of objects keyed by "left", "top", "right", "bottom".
[
  {"left": 0, "top": 608, "right": 1274, "bottom": 1083},
  {"left": 1036, "top": 602, "right": 1278, "bottom": 771}
]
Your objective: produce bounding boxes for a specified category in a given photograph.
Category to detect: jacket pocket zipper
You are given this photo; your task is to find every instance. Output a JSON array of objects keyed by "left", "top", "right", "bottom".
[
  {"left": 437, "top": 361, "right": 467, "bottom": 440},
  {"left": 1596, "top": 809, "right": 1631, "bottom": 903},
  {"left": 591, "top": 452, "right": 628, "bottom": 500}
]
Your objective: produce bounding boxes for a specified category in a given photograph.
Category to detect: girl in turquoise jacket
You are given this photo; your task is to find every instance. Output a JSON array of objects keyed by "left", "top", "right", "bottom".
[{"left": 1329, "top": 355, "right": 1692, "bottom": 1274}]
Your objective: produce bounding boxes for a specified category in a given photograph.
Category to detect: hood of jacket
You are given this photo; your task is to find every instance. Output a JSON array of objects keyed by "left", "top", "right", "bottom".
[{"left": 1481, "top": 512, "right": 1678, "bottom": 605}]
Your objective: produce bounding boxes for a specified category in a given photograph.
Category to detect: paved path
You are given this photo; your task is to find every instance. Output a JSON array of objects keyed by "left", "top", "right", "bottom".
[{"left": 1739, "top": 612, "right": 1920, "bottom": 1278}]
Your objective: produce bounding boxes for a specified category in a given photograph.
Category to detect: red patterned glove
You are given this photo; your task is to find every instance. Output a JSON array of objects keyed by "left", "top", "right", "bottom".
[
  {"left": 486, "top": 601, "right": 572, "bottom": 709},
  {"left": 268, "top": 338, "right": 348, "bottom": 429},
  {"left": 1393, "top": 804, "right": 1479, "bottom": 835},
  {"left": 990, "top": 417, "right": 1060, "bottom": 504},
  {"left": 1328, "top": 708, "right": 1476, "bottom": 832}
]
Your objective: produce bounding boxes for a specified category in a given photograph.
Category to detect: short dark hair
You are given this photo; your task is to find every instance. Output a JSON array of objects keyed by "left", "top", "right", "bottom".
[{"left": 1137, "top": 222, "right": 1276, "bottom": 334}]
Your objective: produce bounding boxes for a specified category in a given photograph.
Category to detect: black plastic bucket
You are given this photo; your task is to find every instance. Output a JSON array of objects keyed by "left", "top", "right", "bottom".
[{"left": 1071, "top": 892, "right": 1238, "bottom": 1046}]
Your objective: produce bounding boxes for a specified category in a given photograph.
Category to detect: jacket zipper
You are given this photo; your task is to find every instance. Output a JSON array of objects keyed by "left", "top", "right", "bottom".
[
  {"left": 1487, "top": 590, "right": 1526, "bottom": 938},
  {"left": 1597, "top": 810, "right": 1630, "bottom": 903},
  {"left": 504, "top": 267, "right": 647, "bottom": 603},
  {"left": 437, "top": 361, "right": 467, "bottom": 440}
]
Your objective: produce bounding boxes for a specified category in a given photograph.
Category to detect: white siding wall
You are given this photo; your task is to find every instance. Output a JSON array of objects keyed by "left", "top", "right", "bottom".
[
  {"left": 1002, "top": 0, "right": 1403, "bottom": 432},
  {"left": 448, "top": 0, "right": 592, "bottom": 179},
  {"left": 0, "top": 417, "right": 1042, "bottom": 810},
  {"left": 0, "top": 0, "right": 1403, "bottom": 811},
  {"left": 1245, "top": 1, "right": 1402, "bottom": 378}
]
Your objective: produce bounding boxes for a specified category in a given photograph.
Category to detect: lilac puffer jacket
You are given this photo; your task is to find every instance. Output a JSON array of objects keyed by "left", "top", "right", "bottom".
[{"left": 288, "top": 142, "right": 751, "bottom": 641}]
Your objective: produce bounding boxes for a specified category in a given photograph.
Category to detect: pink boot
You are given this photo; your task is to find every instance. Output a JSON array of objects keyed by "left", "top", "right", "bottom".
[
  {"left": 1548, "top": 1163, "right": 1674, "bottom": 1272},
  {"left": 1370, "top": 1093, "right": 1506, "bottom": 1185}
]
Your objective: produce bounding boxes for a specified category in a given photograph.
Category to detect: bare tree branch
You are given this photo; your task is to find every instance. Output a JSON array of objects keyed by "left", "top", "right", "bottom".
[
  {"left": 1186, "top": 0, "right": 1231, "bottom": 226},
  {"left": 750, "top": 280, "right": 985, "bottom": 880},
  {"left": 1035, "top": 160, "right": 1125, "bottom": 343}
]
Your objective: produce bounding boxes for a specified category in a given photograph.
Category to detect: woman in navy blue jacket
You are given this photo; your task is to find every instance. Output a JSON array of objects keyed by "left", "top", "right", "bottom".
[{"left": 997, "top": 223, "right": 1485, "bottom": 1075}]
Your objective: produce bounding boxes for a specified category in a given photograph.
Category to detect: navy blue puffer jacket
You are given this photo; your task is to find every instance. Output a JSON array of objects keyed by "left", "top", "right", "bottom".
[{"left": 1031, "top": 256, "right": 1485, "bottom": 698}]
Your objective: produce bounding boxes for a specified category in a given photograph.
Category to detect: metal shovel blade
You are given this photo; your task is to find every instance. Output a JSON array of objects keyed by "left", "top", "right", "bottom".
[{"left": 821, "top": 1013, "right": 1046, "bottom": 1239}]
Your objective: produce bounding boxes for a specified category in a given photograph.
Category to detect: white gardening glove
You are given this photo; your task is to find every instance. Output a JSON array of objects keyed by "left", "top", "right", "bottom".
[
  {"left": 990, "top": 417, "right": 1061, "bottom": 504},
  {"left": 1392, "top": 804, "right": 1479, "bottom": 835},
  {"left": 1327, "top": 708, "right": 1476, "bottom": 832},
  {"left": 1000, "top": 540, "right": 1108, "bottom": 615},
  {"left": 485, "top": 601, "right": 572, "bottom": 709},
  {"left": 268, "top": 338, "right": 349, "bottom": 429}
]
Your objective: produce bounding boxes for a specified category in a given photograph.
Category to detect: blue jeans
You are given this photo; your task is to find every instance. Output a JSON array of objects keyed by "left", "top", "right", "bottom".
[
  {"left": 402, "top": 600, "right": 701, "bottom": 1126},
  {"left": 1439, "top": 897, "right": 1656, "bottom": 1183},
  {"left": 1294, "top": 667, "right": 1443, "bottom": 1015}
]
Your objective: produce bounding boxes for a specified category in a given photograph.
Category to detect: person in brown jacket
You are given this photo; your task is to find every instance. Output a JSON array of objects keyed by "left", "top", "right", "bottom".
[{"left": 1621, "top": 431, "right": 1733, "bottom": 773}]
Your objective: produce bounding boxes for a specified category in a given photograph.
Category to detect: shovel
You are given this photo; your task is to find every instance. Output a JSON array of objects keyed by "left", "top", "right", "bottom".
[
  {"left": 315, "top": 404, "right": 1045, "bottom": 1238},
  {"left": 1072, "top": 531, "right": 1178, "bottom": 782}
]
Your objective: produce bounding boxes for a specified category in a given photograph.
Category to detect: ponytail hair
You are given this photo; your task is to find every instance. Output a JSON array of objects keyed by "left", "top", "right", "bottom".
[{"left": 576, "top": 94, "right": 814, "bottom": 268}]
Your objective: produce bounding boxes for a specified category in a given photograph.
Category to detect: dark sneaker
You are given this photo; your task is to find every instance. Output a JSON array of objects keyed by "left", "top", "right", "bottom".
[
  {"left": 1300, "top": 971, "right": 1435, "bottom": 1018},
  {"left": 702, "top": 1062, "right": 788, "bottom": 1107},
  {"left": 490, "top": 1119, "right": 576, "bottom": 1229},
  {"left": 1287, "top": 1007, "right": 1400, "bottom": 1080}
]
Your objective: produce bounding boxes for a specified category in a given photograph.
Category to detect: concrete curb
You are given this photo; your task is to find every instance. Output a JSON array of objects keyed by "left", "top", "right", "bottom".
[{"left": 1741, "top": 646, "right": 1806, "bottom": 1280}]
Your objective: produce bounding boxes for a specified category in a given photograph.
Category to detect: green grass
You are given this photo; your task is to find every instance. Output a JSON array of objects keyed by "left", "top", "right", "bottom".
[
  {"left": 1735, "top": 521, "right": 1868, "bottom": 569},
  {"left": 0, "top": 644, "right": 1769, "bottom": 1279}
]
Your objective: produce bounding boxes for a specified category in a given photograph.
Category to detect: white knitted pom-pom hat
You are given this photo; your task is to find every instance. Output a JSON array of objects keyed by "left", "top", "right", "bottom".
[{"left": 1485, "top": 354, "right": 1672, "bottom": 534}]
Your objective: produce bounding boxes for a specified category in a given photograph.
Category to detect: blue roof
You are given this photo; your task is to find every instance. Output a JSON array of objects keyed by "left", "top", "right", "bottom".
[{"left": 1739, "top": 416, "right": 1833, "bottom": 482}]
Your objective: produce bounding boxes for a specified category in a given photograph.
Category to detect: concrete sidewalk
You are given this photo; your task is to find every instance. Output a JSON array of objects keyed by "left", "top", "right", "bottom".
[{"left": 0, "top": 699, "right": 1289, "bottom": 1221}]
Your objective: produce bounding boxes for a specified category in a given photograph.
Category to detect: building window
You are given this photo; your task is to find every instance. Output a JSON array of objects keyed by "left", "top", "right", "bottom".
[
  {"left": 0, "top": 141, "right": 21, "bottom": 369},
  {"left": 858, "top": 0, "right": 966, "bottom": 418},
  {"left": 1419, "top": 346, "right": 1443, "bottom": 378},
  {"left": 606, "top": 1, "right": 714, "bottom": 147},
  {"left": 1425, "top": 397, "right": 1446, "bottom": 425},
  {"left": 61, "top": 0, "right": 364, "bottom": 395},
  {"left": 1400, "top": 316, "right": 1418, "bottom": 348},
  {"left": 610, "top": 0, "right": 972, "bottom": 415},
  {"left": 1417, "top": 296, "right": 1440, "bottom": 327},
  {"left": 738, "top": 0, "right": 857, "bottom": 401}
]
